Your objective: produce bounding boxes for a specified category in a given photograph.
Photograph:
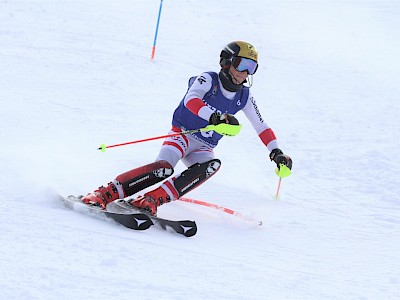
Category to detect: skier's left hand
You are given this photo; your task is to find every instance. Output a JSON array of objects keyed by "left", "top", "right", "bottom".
[{"left": 269, "top": 148, "right": 292, "bottom": 170}]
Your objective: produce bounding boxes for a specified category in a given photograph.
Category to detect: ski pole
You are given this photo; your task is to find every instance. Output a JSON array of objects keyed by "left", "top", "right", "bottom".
[
  {"left": 98, "top": 128, "right": 203, "bottom": 152},
  {"left": 178, "top": 197, "right": 262, "bottom": 226},
  {"left": 98, "top": 123, "right": 243, "bottom": 152},
  {"left": 275, "top": 178, "right": 282, "bottom": 198}
]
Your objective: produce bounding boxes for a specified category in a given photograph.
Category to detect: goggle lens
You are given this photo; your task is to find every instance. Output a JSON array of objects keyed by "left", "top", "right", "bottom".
[{"left": 232, "top": 57, "right": 258, "bottom": 75}]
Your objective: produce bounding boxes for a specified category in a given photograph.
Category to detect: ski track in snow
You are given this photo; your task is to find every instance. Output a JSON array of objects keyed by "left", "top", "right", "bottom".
[{"left": 1, "top": 1, "right": 400, "bottom": 299}]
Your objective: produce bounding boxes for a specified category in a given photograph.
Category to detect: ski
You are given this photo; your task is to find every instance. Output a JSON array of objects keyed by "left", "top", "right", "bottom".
[
  {"left": 59, "top": 195, "right": 197, "bottom": 237},
  {"left": 109, "top": 199, "right": 197, "bottom": 237}
]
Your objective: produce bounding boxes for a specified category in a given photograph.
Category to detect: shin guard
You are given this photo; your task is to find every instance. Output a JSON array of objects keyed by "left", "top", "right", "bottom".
[
  {"left": 116, "top": 160, "right": 174, "bottom": 197},
  {"left": 169, "top": 159, "right": 221, "bottom": 199}
]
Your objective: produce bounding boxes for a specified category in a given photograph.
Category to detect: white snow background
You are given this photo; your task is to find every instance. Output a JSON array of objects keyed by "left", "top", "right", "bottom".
[{"left": 1, "top": 1, "right": 399, "bottom": 299}]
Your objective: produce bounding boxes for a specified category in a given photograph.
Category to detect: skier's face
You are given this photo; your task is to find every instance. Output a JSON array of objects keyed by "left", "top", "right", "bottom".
[{"left": 229, "top": 65, "right": 248, "bottom": 85}]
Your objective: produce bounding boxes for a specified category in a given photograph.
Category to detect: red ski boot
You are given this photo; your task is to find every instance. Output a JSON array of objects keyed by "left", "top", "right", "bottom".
[
  {"left": 80, "top": 160, "right": 174, "bottom": 210},
  {"left": 81, "top": 181, "right": 122, "bottom": 209},
  {"left": 130, "top": 186, "right": 172, "bottom": 216}
]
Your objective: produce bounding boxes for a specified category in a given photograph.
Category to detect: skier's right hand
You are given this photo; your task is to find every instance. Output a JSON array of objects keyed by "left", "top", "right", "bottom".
[{"left": 209, "top": 112, "right": 239, "bottom": 126}]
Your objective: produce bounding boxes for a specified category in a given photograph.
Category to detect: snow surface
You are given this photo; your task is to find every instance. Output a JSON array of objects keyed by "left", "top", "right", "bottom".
[{"left": 1, "top": 1, "right": 400, "bottom": 299}]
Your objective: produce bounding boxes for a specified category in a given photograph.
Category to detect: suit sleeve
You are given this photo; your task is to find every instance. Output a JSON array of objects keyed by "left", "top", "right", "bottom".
[
  {"left": 183, "top": 73, "right": 215, "bottom": 121},
  {"left": 242, "top": 92, "right": 279, "bottom": 152}
]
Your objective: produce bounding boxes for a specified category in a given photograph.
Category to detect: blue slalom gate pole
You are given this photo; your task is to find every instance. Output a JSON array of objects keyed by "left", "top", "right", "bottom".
[{"left": 151, "top": 0, "right": 164, "bottom": 60}]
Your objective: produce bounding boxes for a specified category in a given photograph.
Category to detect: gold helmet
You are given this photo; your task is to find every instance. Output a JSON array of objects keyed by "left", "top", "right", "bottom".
[{"left": 220, "top": 41, "right": 258, "bottom": 75}]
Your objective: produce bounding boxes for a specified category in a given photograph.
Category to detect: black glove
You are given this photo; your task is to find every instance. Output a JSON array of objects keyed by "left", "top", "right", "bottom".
[
  {"left": 209, "top": 112, "right": 239, "bottom": 126},
  {"left": 269, "top": 148, "right": 293, "bottom": 170}
]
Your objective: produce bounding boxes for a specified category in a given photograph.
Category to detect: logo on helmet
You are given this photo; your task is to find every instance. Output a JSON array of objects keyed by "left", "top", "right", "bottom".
[
  {"left": 247, "top": 44, "right": 257, "bottom": 59},
  {"left": 248, "top": 51, "right": 256, "bottom": 59}
]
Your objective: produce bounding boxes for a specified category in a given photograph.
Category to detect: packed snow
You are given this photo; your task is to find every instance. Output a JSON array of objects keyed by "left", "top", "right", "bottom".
[{"left": 1, "top": 1, "right": 399, "bottom": 299}]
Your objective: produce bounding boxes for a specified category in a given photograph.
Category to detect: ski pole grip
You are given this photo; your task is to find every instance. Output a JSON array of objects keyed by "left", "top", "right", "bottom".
[
  {"left": 98, "top": 144, "right": 107, "bottom": 152},
  {"left": 275, "top": 164, "right": 292, "bottom": 178}
]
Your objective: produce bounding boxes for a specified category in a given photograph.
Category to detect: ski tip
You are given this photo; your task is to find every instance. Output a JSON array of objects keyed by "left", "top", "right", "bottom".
[{"left": 179, "top": 221, "right": 197, "bottom": 237}]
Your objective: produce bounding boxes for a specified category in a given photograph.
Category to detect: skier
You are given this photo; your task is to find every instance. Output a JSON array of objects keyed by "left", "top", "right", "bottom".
[{"left": 82, "top": 41, "right": 292, "bottom": 216}]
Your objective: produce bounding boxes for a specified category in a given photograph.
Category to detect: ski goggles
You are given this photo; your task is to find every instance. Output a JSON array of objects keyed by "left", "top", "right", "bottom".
[{"left": 232, "top": 57, "right": 258, "bottom": 75}]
